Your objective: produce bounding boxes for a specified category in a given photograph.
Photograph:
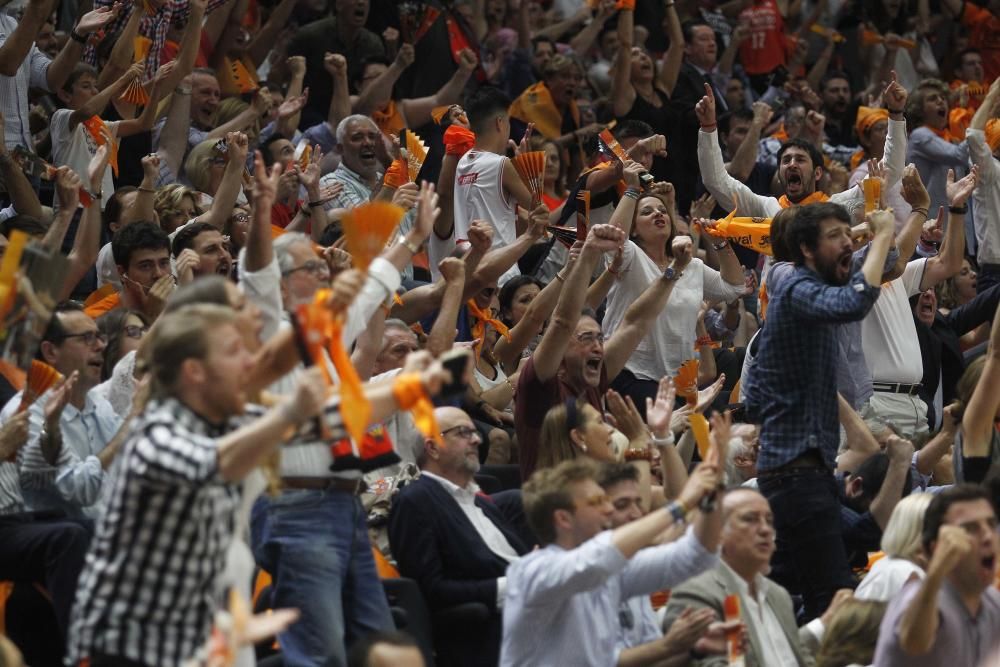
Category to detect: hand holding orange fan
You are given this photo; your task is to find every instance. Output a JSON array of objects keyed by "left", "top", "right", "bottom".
[
  {"left": 576, "top": 190, "right": 590, "bottom": 241},
  {"left": 340, "top": 202, "right": 406, "bottom": 272},
  {"left": 120, "top": 63, "right": 149, "bottom": 106},
  {"left": 674, "top": 359, "right": 699, "bottom": 407},
  {"left": 400, "top": 129, "right": 428, "bottom": 181},
  {"left": 18, "top": 361, "right": 65, "bottom": 413},
  {"left": 511, "top": 151, "right": 546, "bottom": 208}
]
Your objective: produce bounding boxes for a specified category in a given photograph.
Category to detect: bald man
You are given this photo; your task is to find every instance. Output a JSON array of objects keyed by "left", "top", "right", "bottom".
[
  {"left": 388, "top": 407, "right": 529, "bottom": 667},
  {"left": 664, "top": 490, "right": 825, "bottom": 667}
]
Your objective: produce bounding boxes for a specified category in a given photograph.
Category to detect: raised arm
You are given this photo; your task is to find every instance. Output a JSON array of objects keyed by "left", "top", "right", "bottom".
[
  {"left": 157, "top": 76, "right": 193, "bottom": 178},
  {"left": 401, "top": 50, "right": 478, "bottom": 129},
  {"left": 961, "top": 301, "right": 1000, "bottom": 459},
  {"left": 727, "top": 102, "right": 772, "bottom": 181},
  {"left": 117, "top": 63, "right": 174, "bottom": 138},
  {"left": 425, "top": 258, "right": 466, "bottom": 358},
  {"left": 96, "top": 3, "right": 143, "bottom": 89},
  {"left": 246, "top": 0, "right": 298, "bottom": 67},
  {"left": 0, "top": 0, "right": 54, "bottom": 76},
  {"left": 568, "top": 2, "right": 617, "bottom": 62},
  {"left": 159, "top": 0, "right": 208, "bottom": 92},
  {"left": 59, "top": 147, "right": 111, "bottom": 300},
  {"left": 121, "top": 155, "right": 161, "bottom": 227},
  {"left": 868, "top": 436, "right": 915, "bottom": 530},
  {"left": 203, "top": 91, "right": 269, "bottom": 142},
  {"left": 47, "top": 6, "right": 120, "bottom": 91},
  {"left": 354, "top": 44, "right": 411, "bottom": 116},
  {"left": 324, "top": 53, "right": 352, "bottom": 134},
  {"left": 246, "top": 150, "right": 280, "bottom": 272},
  {"left": 658, "top": 3, "right": 685, "bottom": 95},
  {"left": 604, "top": 237, "right": 692, "bottom": 379},
  {"left": 920, "top": 167, "right": 976, "bottom": 290},
  {"left": 69, "top": 62, "right": 145, "bottom": 130},
  {"left": 610, "top": 8, "right": 636, "bottom": 118},
  {"left": 531, "top": 224, "right": 623, "bottom": 383}
]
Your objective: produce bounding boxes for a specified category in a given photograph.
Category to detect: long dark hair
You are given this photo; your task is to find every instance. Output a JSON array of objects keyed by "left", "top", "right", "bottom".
[{"left": 96, "top": 309, "right": 149, "bottom": 382}]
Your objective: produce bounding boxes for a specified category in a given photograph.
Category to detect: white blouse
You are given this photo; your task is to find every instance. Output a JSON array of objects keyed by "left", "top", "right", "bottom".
[{"left": 602, "top": 240, "right": 745, "bottom": 381}]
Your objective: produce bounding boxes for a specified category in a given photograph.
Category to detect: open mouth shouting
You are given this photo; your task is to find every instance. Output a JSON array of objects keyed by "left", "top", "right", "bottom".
[{"left": 784, "top": 169, "right": 803, "bottom": 195}]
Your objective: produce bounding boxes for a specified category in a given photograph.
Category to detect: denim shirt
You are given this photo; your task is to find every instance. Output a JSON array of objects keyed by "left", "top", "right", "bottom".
[{"left": 745, "top": 265, "right": 880, "bottom": 471}]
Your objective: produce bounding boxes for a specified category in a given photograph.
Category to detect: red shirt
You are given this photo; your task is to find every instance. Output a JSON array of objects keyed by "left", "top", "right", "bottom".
[
  {"left": 961, "top": 2, "right": 1000, "bottom": 82},
  {"left": 514, "top": 355, "right": 609, "bottom": 481},
  {"left": 738, "top": 0, "right": 788, "bottom": 75}
]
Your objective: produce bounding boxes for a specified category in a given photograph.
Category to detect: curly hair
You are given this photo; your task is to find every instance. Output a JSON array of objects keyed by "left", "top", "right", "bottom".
[{"left": 905, "top": 79, "right": 950, "bottom": 128}]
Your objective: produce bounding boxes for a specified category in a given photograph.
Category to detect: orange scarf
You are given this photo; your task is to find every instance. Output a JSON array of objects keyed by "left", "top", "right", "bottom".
[
  {"left": 373, "top": 100, "right": 406, "bottom": 137},
  {"left": 443, "top": 125, "right": 476, "bottom": 156},
  {"left": 393, "top": 373, "right": 441, "bottom": 444},
  {"left": 700, "top": 210, "right": 774, "bottom": 256},
  {"left": 466, "top": 299, "right": 511, "bottom": 360},
  {"left": 508, "top": 81, "right": 580, "bottom": 141},
  {"left": 777, "top": 190, "right": 829, "bottom": 208}
]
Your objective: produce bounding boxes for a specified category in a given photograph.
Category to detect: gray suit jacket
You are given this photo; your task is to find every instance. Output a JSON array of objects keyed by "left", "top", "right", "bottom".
[{"left": 663, "top": 563, "right": 817, "bottom": 667}]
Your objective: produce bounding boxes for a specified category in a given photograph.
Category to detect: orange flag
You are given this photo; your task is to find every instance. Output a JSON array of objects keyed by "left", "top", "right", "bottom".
[
  {"left": 688, "top": 412, "right": 712, "bottom": 462},
  {"left": 466, "top": 299, "right": 511, "bottom": 361},
  {"left": 393, "top": 373, "right": 441, "bottom": 444},
  {"left": 700, "top": 209, "right": 775, "bottom": 256}
]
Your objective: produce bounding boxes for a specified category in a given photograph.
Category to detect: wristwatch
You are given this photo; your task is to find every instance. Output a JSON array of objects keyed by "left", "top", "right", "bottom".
[{"left": 663, "top": 266, "right": 681, "bottom": 281}]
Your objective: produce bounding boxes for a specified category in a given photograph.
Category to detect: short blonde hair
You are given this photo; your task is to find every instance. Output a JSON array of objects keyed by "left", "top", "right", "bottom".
[
  {"left": 523, "top": 458, "right": 600, "bottom": 545},
  {"left": 154, "top": 184, "right": 199, "bottom": 216},
  {"left": 815, "top": 598, "right": 887, "bottom": 667},
  {"left": 880, "top": 492, "right": 933, "bottom": 561},
  {"left": 183, "top": 139, "right": 220, "bottom": 194},
  {"left": 147, "top": 304, "right": 235, "bottom": 399}
]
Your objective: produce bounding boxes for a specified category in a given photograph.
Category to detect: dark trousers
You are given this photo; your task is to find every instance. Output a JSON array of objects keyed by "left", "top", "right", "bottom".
[
  {"left": 757, "top": 468, "right": 856, "bottom": 621},
  {"left": 0, "top": 513, "right": 90, "bottom": 636},
  {"left": 88, "top": 654, "right": 151, "bottom": 667},
  {"left": 609, "top": 368, "right": 659, "bottom": 421},
  {"left": 978, "top": 264, "right": 1000, "bottom": 294}
]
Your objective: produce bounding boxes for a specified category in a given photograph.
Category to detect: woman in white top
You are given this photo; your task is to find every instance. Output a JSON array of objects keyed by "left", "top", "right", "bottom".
[
  {"left": 602, "top": 164, "right": 746, "bottom": 413},
  {"left": 854, "top": 492, "right": 932, "bottom": 602}
]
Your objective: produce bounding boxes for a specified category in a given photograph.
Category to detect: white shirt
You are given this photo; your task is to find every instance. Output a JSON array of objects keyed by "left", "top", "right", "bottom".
[
  {"left": 453, "top": 150, "right": 519, "bottom": 285},
  {"left": 862, "top": 259, "right": 927, "bottom": 384},
  {"left": 0, "top": 12, "right": 50, "bottom": 150},
  {"left": 855, "top": 556, "right": 925, "bottom": 602},
  {"left": 501, "top": 527, "right": 717, "bottom": 667},
  {"left": 49, "top": 109, "right": 118, "bottom": 210},
  {"left": 723, "top": 561, "right": 800, "bottom": 667},
  {"left": 602, "top": 242, "right": 744, "bottom": 380},
  {"left": 95, "top": 242, "right": 121, "bottom": 290},
  {"left": 967, "top": 128, "right": 1000, "bottom": 265},
  {"left": 420, "top": 470, "right": 519, "bottom": 609}
]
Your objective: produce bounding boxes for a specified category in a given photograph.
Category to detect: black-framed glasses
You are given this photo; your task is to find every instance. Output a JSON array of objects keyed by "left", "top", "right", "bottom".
[
  {"left": 441, "top": 425, "right": 480, "bottom": 441},
  {"left": 282, "top": 260, "right": 328, "bottom": 277},
  {"left": 60, "top": 331, "right": 107, "bottom": 346},
  {"left": 575, "top": 331, "right": 605, "bottom": 345},
  {"left": 123, "top": 325, "right": 148, "bottom": 339}
]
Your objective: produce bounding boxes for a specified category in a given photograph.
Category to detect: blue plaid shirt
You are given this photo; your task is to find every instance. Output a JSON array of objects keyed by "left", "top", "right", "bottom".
[{"left": 745, "top": 265, "right": 880, "bottom": 471}]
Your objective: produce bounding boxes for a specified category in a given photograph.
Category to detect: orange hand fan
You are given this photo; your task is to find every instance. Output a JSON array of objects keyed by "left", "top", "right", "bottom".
[
  {"left": 120, "top": 77, "right": 149, "bottom": 106},
  {"left": 723, "top": 594, "right": 746, "bottom": 664},
  {"left": 688, "top": 412, "right": 712, "bottom": 462},
  {"left": 400, "top": 129, "right": 428, "bottom": 181},
  {"left": 597, "top": 128, "right": 629, "bottom": 164},
  {"left": 340, "top": 202, "right": 405, "bottom": 272},
  {"left": 809, "top": 24, "right": 844, "bottom": 42},
  {"left": 133, "top": 36, "right": 152, "bottom": 63},
  {"left": 383, "top": 157, "right": 408, "bottom": 189},
  {"left": 431, "top": 105, "right": 450, "bottom": 125},
  {"left": 298, "top": 144, "right": 312, "bottom": 172},
  {"left": 141, "top": 0, "right": 158, "bottom": 15},
  {"left": 0, "top": 231, "right": 27, "bottom": 324},
  {"left": 18, "top": 361, "right": 63, "bottom": 413},
  {"left": 861, "top": 29, "right": 916, "bottom": 49},
  {"left": 674, "top": 359, "right": 699, "bottom": 407},
  {"left": 231, "top": 60, "right": 258, "bottom": 94},
  {"left": 511, "top": 151, "right": 546, "bottom": 208}
]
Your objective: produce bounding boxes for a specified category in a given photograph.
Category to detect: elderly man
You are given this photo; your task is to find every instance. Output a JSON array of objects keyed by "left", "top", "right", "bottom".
[
  {"left": 244, "top": 164, "right": 440, "bottom": 666},
  {"left": 388, "top": 406, "right": 528, "bottom": 667},
  {"left": 874, "top": 484, "right": 1000, "bottom": 665},
  {"left": 319, "top": 114, "right": 386, "bottom": 212},
  {"left": 665, "top": 489, "right": 827, "bottom": 666},
  {"left": 1, "top": 303, "right": 125, "bottom": 518},
  {"left": 725, "top": 424, "right": 759, "bottom": 488}
]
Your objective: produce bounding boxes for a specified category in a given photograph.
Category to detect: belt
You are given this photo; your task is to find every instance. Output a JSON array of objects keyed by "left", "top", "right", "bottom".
[
  {"left": 281, "top": 477, "right": 365, "bottom": 494},
  {"left": 758, "top": 450, "right": 828, "bottom": 478},
  {"left": 872, "top": 381, "right": 922, "bottom": 396},
  {"left": 980, "top": 263, "right": 1000, "bottom": 273}
]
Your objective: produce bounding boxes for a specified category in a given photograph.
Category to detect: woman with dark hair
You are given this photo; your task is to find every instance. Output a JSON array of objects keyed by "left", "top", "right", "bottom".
[
  {"left": 603, "top": 169, "right": 745, "bottom": 412},
  {"left": 96, "top": 309, "right": 149, "bottom": 382},
  {"left": 952, "top": 301, "right": 1000, "bottom": 484}
]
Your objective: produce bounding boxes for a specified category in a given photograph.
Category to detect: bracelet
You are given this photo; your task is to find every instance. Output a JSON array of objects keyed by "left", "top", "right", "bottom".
[
  {"left": 399, "top": 236, "right": 420, "bottom": 254},
  {"left": 307, "top": 200, "right": 325, "bottom": 208},
  {"left": 652, "top": 432, "right": 675, "bottom": 447},
  {"left": 887, "top": 107, "right": 905, "bottom": 115},
  {"left": 712, "top": 239, "right": 729, "bottom": 251},
  {"left": 175, "top": 86, "right": 192, "bottom": 95},
  {"left": 949, "top": 204, "right": 968, "bottom": 214},
  {"left": 70, "top": 29, "right": 87, "bottom": 44},
  {"left": 623, "top": 187, "right": 641, "bottom": 200},
  {"left": 553, "top": 272, "right": 566, "bottom": 283},
  {"left": 696, "top": 335, "right": 714, "bottom": 347},
  {"left": 700, "top": 123, "right": 717, "bottom": 132},
  {"left": 623, "top": 447, "right": 653, "bottom": 462},
  {"left": 910, "top": 207, "right": 928, "bottom": 217},
  {"left": 138, "top": 186, "right": 155, "bottom": 194}
]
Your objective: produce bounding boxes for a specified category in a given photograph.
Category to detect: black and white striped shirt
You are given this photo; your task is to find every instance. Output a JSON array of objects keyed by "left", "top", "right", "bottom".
[{"left": 66, "top": 398, "right": 258, "bottom": 667}]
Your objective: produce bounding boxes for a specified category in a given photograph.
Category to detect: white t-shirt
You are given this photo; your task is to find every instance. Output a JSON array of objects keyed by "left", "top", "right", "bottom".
[
  {"left": 854, "top": 556, "right": 925, "bottom": 602},
  {"left": 49, "top": 108, "right": 117, "bottom": 210},
  {"left": 861, "top": 258, "right": 927, "bottom": 384},
  {"left": 454, "top": 149, "right": 519, "bottom": 285},
  {"left": 602, "top": 240, "right": 745, "bottom": 381},
  {"left": 95, "top": 242, "right": 121, "bottom": 289}
]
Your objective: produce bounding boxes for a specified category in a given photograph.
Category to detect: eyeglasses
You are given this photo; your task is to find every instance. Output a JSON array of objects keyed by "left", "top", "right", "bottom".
[
  {"left": 576, "top": 492, "right": 610, "bottom": 508},
  {"left": 60, "top": 331, "right": 107, "bottom": 346},
  {"left": 123, "top": 325, "right": 148, "bottom": 339},
  {"left": 230, "top": 213, "right": 250, "bottom": 224},
  {"left": 440, "top": 425, "right": 480, "bottom": 441},
  {"left": 575, "top": 332, "right": 605, "bottom": 345},
  {"left": 209, "top": 155, "right": 228, "bottom": 166},
  {"left": 282, "top": 260, "right": 329, "bottom": 277}
]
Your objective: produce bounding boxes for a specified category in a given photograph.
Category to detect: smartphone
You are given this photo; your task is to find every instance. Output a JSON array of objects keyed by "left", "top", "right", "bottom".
[{"left": 438, "top": 348, "right": 472, "bottom": 400}]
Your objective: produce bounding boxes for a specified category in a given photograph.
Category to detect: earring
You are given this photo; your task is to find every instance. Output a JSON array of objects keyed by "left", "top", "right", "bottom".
[{"left": 580, "top": 444, "right": 588, "bottom": 453}]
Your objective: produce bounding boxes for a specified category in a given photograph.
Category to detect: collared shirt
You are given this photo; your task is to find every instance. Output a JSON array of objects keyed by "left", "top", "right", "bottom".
[
  {"left": 0, "top": 11, "right": 51, "bottom": 150},
  {"left": 500, "top": 528, "right": 717, "bottom": 667},
  {"left": 67, "top": 398, "right": 254, "bottom": 667},
  {"left": 874, "top": 578, "right": 1000, "bottom": 667},
  {"left": 319, "top": 162, "right": 380, "bottom": 212},
  {"left": 420, "top": 470, "right": 519, "bottom": 609},
  {"left": 744, "top": 265, "right": 881, "bottom": 471},
  {"left": 616, "top": 593, "right": 662, "bottom": 654},
  {"left": 0, "top": 388, "right": 122, "bottom": 518},
  {"left": 907, "top": 126, "right": 970, "bottom": 213},
  {"left": 967, "top": 128, "right": 1000, "bottom": 265},
  {"left": 723, "top": 562, "right": 800, "bottom": 667}
]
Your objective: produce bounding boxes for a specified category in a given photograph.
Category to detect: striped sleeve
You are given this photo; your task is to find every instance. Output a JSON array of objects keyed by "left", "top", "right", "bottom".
[{"left": 131, "top": 423, "right": 220, "bottom": 484}]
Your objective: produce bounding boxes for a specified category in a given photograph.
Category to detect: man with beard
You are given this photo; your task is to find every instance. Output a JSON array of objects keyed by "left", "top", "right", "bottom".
[
  {"left": 172, "top": 222, "right": 233, "bottom": 282},
  {"left": 696, "top": 76, "right": 908, "bottom": 220},
  {"left": 820, "top": 72, "right": 861, "bottom": 151},
  {"left": 741, "top": 202, "right": 894, "bottom": 621},
  {"left": 874, "top": 484, "right": 1000, "bottom": 665},
  {"left": 388, "top": 406, "right": 529, "bottom": 667}
]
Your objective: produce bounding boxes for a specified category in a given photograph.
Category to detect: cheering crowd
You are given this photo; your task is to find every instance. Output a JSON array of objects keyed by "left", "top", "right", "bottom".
[{"left": 2, "top": 0, "right": 1000, "bottom": 665}]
